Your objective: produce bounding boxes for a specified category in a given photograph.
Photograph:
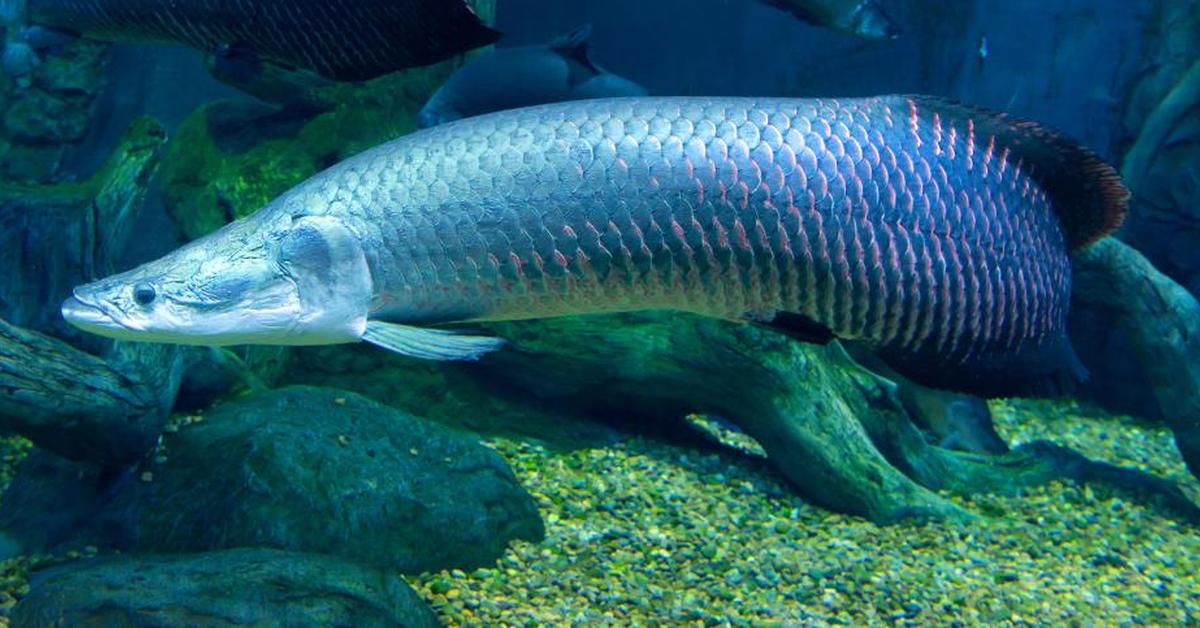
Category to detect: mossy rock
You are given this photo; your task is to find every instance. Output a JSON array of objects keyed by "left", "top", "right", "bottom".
[
  {"left": 11, "top": 548, "right": 438, "bottom": 627},
  {"left": 131, "top": 386, "right": 545, "bottom": 573},
  {"left": 160, "top": 57, "right": 465, "bottom": 240}
]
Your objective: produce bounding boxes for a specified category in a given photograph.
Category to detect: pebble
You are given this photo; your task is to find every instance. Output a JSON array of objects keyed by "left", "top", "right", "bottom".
[
  {"left": 3, "top": 396, "right": 1200, "bottom": 625},
  {"left": 407, "top": 400, "right": 1200, "bottom": 624}
]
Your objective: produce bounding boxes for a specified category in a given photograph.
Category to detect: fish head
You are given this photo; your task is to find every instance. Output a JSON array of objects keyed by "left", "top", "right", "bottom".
[{"left": 63, "top": 212, "right": 373, "bottom": 347}]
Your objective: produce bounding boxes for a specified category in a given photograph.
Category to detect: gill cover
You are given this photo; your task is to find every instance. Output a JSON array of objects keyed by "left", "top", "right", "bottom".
[{"left": 275, "top": 214, "right": 373, "bottom": 343}]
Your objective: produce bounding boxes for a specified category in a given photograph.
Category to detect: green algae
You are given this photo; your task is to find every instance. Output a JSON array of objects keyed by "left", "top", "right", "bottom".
[
  {"left": 159, "top": 56, "right": 464, "bottom": 240},
  {"left": 159, "top": 0, "right": 497, "bottom": 240}
]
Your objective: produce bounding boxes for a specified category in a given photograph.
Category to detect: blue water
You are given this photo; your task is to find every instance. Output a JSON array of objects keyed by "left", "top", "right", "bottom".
[{"left": 0, "top": 0, "right": 1197, "bottom": 624}]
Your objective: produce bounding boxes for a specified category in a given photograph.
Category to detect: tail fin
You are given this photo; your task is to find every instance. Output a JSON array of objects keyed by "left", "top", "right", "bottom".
[
  {"left": 902, "top": 95, "right": 1129, "bottom": 250},
  {"left": 549, "top": 24, "right": 599, "bottom": 73}
]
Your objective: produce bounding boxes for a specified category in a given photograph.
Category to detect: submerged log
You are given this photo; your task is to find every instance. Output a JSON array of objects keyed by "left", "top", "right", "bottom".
[
  {"left": 1073, "top": 237, "right": 1200, "bottom": 477},
  {"left": 0, "top": 117, "right": 184, "bottom": 465},
  {"left": 474, "top": 313, "right": 1198, "bottom": 524},
  {"left": 0, "top": 318, "right": 182, "bottom": 466},
  {"left": 0, "top": 116, "right": 166, "bottom": 335}
]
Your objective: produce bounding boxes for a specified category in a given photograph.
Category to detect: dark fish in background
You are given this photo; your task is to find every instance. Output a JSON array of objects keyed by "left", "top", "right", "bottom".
[
  {"left": 417, "top": 25, "right": 647, "bottom": 128},
  {"left": 63, "top": 96, "right": 1128, "bottom": 399},
  {"left": 0, "top": 0, "right": 499, "bottom": 81},
  {"left": 204, "top": 42, "right": 338, "bottom": 116},
  {"left": 760, "top": 0, "right": 899, "bottom": 39}
]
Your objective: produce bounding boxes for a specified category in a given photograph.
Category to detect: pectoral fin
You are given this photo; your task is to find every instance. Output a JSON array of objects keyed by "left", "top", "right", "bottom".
[{"left": 362, "top": 321, "right": 504, "bottom": 361}]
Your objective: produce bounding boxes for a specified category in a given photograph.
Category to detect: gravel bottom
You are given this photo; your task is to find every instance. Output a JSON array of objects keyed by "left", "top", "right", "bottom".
[
  {"left": 1, "top": 401, "right": 1198, "bottom": 625},
  {"left": 413, "top": 400, "right": 1200, "bottom": 625}
]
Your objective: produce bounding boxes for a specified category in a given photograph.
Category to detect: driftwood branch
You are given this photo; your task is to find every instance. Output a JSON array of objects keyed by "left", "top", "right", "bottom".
[
  {"left": 0, "top": 116, "right": 165, "bottom": 333},
  {"left": 468, "top": 311, "right": 1199, "bottom": 523},
  {"left": 0, "top": 318, "right": 173, "bottom": 465},
  {"left": 1073, "top": 237, "right": 1200, "bottom": 475},
  {"left": 0, "top": 117, "right": 181, "bottom": 465}
]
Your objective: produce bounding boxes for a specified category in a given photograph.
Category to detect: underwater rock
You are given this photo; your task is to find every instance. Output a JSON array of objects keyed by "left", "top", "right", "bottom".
[
  {"left": 160, "top": 58, "right": 469, "bottom": 241},
  {"left": 1118, "top": 3, "right": 1200, "bottom": 298},
  {"left": 0, "top": 40, "right": 109, "bottom": 182},
  {"left": 1071, "top": 237, "right": 1200, "bottom": 477},
  {"left": 111, "top": 386, "right": 543, "bottom": 573},
  {"left": 0, "top": 450, "right": 130, "bottom": 558},
  {"left": 10, "top": 548, "right": 438, "bottom": 628}
]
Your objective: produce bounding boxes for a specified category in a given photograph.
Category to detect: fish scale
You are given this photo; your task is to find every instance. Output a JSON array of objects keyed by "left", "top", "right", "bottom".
[{"left": 258, "top": 95, "right": 1117, "bottom": 394}]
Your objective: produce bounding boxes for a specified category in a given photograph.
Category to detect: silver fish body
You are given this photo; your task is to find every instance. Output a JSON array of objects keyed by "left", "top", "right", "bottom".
[{"left": 66, "top": 96, "right": 1127, "bottom": 396}]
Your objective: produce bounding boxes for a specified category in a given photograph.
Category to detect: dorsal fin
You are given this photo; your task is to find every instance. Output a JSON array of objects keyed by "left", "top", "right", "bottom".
[
  {"left": 548, "top": 24, "right": 599, "bottom": 73},
  {"left": 902, "top": 95, "right": 1129, "bottom": 250}
]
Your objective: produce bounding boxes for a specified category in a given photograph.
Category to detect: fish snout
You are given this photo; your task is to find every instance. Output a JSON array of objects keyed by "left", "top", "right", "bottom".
[
  {"left": 61, "top": 294, "right": 110, "bottom": 329},
  {"left": 61, "top": 291, "right": 134, "bottom": 335}
]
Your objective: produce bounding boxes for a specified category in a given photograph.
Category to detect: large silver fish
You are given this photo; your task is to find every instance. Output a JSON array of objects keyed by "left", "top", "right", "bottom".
[
  {"left": 1, "top": 0, "right": 499, "bottom": 81},
  {"left": 63, "top": 96, "right": 1127, "bottom": 397}
]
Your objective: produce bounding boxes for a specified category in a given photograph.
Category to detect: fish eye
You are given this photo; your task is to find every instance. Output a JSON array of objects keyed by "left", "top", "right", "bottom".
[{"left": 132, "top": 283, "right": 157, "bottom": 306}]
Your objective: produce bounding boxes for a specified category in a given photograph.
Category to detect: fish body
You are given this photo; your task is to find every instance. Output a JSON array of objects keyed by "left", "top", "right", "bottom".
[
  {"left": 418, "top": 25, "right": 647, "bottom": 128},
  {"left": 761, "top": 0, "right": 898, "bottom": 39},
  {"left": 64, "top": 96, "right": 1127, "bottom": 397},
  {"left": 8, "top": 0, "right": 498, "bottom": 81}
]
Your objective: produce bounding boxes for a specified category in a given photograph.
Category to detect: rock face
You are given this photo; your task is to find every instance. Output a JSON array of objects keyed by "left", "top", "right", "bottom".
[
  {"left": 120, "top": 386, "right": 543, "bottom": 573},
  {"left": 0, "top": 41, "right": 110, "bottom": 182},
  {"left": 10, "top": 548, "right": 438, "bottom": 628},
  {"left": 1118, "top": 3, "right": 1200, "bottom": 298}
]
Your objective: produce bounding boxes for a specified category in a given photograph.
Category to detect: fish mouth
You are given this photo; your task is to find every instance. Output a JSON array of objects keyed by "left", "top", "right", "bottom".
[{"left": 61, "top": 294, "right": 127, "bottom": 337}]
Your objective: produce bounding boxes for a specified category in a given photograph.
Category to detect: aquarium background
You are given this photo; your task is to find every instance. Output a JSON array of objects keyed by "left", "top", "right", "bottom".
[{"left": 0, "top": 0, "right": 1199, "bottom": 624}]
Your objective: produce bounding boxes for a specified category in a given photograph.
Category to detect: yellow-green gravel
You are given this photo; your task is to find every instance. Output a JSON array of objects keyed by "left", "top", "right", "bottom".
[
  {"left": 414, "top": 399, "right": 1200, "bottom": 625},
  {"left": 2, "top": 400, "right": 1199, "bottom": 625}
]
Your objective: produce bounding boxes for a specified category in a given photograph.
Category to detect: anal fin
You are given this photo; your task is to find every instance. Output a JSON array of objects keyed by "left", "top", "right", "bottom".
[{"left": 363, "top": 321, "right": 504, "bottom": 361}]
